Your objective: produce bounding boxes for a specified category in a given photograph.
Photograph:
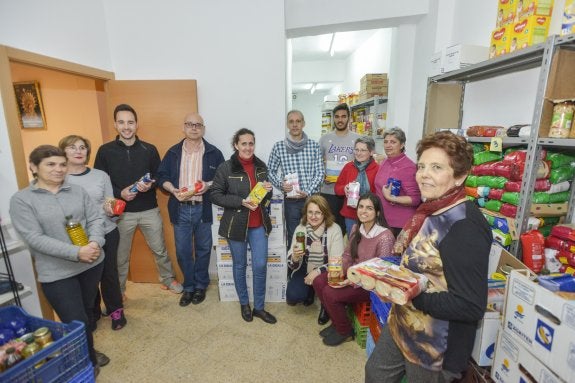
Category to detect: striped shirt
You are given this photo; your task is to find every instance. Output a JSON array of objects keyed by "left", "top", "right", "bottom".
[{"left": 179, "top": 140, "right": 204, "bottom": 202}]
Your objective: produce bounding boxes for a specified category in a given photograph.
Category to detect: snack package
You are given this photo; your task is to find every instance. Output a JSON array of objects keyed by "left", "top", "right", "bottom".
[
  {"left": 178, "top": 180, "right": 203, "bottom": 199},
  {"left": 284, "top": 172, "right": 301, "bottom": 198},
  {"left": 106, "top": 198, "right": 126, "bottom": 215},
  {"left": 129, "top": 172, "right": 154, "bottom": 193},
  {"left": 550, "top": 224, "right": 575, "bottom": 241},
  {"left": 347, "top": 258, "right": 428, "bottom": 305},
  {"left": 347, "top": 181, "right": 360, "bottom": 208},
  {"left": 247, "top": 182, "right": 269, "bottom": 205}
]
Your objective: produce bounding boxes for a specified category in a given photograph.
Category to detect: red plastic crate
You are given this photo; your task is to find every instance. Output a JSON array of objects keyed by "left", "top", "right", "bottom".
[
  {"left": 368, "top": 311, "right": 382, "bottom": 342},
  {"left": 352, "top": 301, "right": 371, "bottom": 326}
]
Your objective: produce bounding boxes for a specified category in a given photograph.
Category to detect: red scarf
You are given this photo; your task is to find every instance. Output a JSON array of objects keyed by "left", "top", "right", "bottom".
[{"left": 393, "top": 186, "right": 467, "bottom": 255}]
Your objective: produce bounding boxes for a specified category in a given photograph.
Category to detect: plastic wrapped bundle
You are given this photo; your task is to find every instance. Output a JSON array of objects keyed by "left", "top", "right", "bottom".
[
  {"left": 550, "top": 224, "right": 575, "bottom": 241},
  {"left": 549, "top": 191, "right": 571, "bottom": 203},
  {"left": 549, "top": 165, "right": 575, "bottom": 184},
  {"left": 465, "top": 175, "right": 478, "bottom": 187},
  {"left": 499, "top": 203, "right": 517, "bottom": 217},
  {"left": 484, "top": 199, "right": 503, "bottom": 212},
  {"left": 501, "top": 192, "right": 520, "bottom": 206},
  {"left": 546, "top": 152, "right": 575, "bottom": 169},
  {"left": 504, "top": 179, "right": 551, "bottom": 192},
  {"left": 465, "top": 186, "right": 479, "bottom": 198},
  {"left": 472, "top": 162, "right": 497, "bottom": 176},
  {"left": 488, "top": 188, "right": 504, "bottom": 200},
  {"left": 473, "top": 151, "right": 503, "bottom": 165}
]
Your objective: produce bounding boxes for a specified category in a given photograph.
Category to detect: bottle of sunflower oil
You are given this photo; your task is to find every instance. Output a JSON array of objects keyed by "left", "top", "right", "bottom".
[{"left": 65, "top": 216, "right": 89, "bottom": 246}]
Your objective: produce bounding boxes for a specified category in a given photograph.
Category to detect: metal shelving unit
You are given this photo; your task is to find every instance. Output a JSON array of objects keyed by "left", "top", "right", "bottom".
[{"left": 424, "top": 34, "right": 575, "bottom": 256}]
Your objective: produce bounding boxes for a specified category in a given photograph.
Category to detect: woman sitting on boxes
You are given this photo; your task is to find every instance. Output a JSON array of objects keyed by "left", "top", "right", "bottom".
[
  {"left": 365, "top": 131, "right": 491, "bottom": 383},
  {"left": 286, "top": 195, "right": 344, "bottom": 324},
  {"left": 312, "top": 192, "right": 394, "bottom": 346}
]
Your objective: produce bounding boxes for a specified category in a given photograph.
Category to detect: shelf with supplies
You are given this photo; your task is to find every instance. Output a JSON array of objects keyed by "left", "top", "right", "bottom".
[
  {"left": 350, "top": 96, "right": 388, "bottom": 110},
  {"left": 425, "top": 34, "right": 575, "bottom": 255}
]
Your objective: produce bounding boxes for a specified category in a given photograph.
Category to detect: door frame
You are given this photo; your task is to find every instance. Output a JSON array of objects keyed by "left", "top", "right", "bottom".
[{"left": 0, "top": 45, "right": 115, "bottom": 189}]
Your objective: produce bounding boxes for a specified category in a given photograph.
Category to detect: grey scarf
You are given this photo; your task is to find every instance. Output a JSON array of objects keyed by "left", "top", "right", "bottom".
[{"left": 285, "top": 132, "right": 308, "bottom": 154}]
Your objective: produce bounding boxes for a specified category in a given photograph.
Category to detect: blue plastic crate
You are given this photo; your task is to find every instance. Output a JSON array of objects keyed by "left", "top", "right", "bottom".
[
  {"left": 365, "top": 330, "right": 375, "bottom": 358},
  {"left": 68, "top": 364, "right": 95, "bottom": 383},
  {"left": 370, "top": 291, "right": 392, "bottom": 327},
  {"left": 0, "top": 305, "right": 90, "bottom": 383}
]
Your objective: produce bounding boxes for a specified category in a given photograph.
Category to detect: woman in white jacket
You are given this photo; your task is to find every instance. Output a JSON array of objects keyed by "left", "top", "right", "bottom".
[{"left": 286, "top": 194, "right": 343, "bottom": 325}]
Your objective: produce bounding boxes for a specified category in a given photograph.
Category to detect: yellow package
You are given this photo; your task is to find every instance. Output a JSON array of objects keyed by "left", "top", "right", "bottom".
[
  {"left": 512, "top": 15, "right": 550, "bottom": 51},
  {"left": 248, "top": 182, "right": 268, "bottom": 205},
  {"left": 516, "top": 0, "right": 554, "bottom": 19},
  {"left": 561, "top": 0, "right": 575, "bottom": 36},
  {"left": 490, "top": 26, "right": 512, "bottom": 58},
  {"left": 496, "top": 0, "right": 516, "bottom": 27}
]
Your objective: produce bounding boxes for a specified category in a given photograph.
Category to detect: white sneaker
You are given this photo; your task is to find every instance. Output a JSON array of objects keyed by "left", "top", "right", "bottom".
[{"left": 161, "top": 280, "right": 183, "bottom": 294}]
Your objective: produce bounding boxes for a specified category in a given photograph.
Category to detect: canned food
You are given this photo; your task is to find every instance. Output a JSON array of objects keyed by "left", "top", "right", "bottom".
[
  {"left": 21, "top": 342, "right": 41, "bottom": 359},
  {"left": 33, "top": 327, "right": 53, "bottom": 348}
]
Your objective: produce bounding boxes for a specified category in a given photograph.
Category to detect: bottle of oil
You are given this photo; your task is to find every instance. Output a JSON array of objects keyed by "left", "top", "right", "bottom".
[{"left": 65, "top": 216, "right": 89, "bottom": 246}]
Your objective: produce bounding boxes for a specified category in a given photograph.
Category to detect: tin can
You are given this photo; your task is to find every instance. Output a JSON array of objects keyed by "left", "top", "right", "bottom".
[
  {"left": 33, "top": 327, "right": 53, "bottom": 348},
  {"left": 295, "top": 232, "right": 305, "bottom": 252},
  {"left": 387, "top": 178, "right": 402, "bottom": 196}
]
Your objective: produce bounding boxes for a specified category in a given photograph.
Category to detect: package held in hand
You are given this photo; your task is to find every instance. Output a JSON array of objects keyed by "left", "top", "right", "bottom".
[
  {"left": 347, "top": 257, "right": 428, "bottom": 305},
  {"left": 285, "top": 173, "right": 300, "bottom": 198},
  {"left": 129, "top": 172, "right": 153, "bottom": 193},
  {"left": 248, "top": 182, "right": 269, "bottom": 205}
]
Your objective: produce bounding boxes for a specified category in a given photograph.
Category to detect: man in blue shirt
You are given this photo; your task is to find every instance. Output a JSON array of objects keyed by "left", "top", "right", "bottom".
[{"left": 267, "top": 110, "right": 324, "bottom": 249}]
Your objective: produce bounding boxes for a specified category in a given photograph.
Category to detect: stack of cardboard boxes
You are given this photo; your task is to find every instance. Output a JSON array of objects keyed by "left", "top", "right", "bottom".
[
  {"left": 359, "top": 74, "right": 388, "bottom": 102},
  {"left": 212, "top": 189, "right": 287, "bottom": 302},
  {"left": 490, "top": 0, "right": 553, "bottom": 58}
]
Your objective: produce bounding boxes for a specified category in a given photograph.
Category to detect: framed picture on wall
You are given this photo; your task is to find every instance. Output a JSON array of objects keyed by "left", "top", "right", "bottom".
[{"left": 13, "top": 81, "right": 47, "bottom": 129}]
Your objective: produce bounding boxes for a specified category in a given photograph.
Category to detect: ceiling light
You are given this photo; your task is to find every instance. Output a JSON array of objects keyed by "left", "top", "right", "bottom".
[
  {"left": 310, "top": 83, "right": 316, "bottom": 94},
  {"left": 329, "top": 33, "right": 336, "bottom": 57}
]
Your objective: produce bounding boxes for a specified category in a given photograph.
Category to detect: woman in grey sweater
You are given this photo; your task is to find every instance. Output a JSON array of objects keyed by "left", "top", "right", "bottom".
[{"left": 9, "top": 145, "right": 108, "bottom": 375}]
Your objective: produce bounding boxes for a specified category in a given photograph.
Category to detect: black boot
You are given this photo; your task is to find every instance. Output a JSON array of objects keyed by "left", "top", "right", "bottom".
[
  {"left": 303, "top": 288, "right": 315, "bottom": 306},
  {"left": 318, "top": 305, "right": 330, "bottom": 325}
]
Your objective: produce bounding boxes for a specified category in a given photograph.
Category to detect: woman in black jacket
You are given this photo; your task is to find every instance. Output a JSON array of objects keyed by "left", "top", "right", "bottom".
[{"left": 211, "top": 128, "right": 276, "bottom": 324}]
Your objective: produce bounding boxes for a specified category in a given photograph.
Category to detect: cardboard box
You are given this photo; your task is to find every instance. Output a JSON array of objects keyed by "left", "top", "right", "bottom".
[
  {"left": 471, "top": 310, "right": 501, "bottom": 366},
  {"left": 429, "top": 51, "right": 443, "bottom": 77},
  {"left": 217, "top": 279, "right": 286, "bottom": 302},
  {"left": 530, "top": 202, "right": 568, "bottom": 216},
  {"left": 443, "top": 44, "right": 489, "bottom": 72},
  {"left": 490, "top": 26, "right": 513, "bottom": 58},
  {"left": 488, "top": 243, "right": 534, "bottom": 279},
  {"left": 496, "top": 0, "right": 517, "bottom": 27},
  {"left": 491, "top": 330, "right": 564, "bottom": 383},
  {"left": 211, "top": 204, "right": 224, "bottom": 223},
  {"left": 512, "top": 15, "right": 550, "bottom": 51},
  {"left": 517, "top": 0, "right": 555, "bottom": 19},
  {"left": 266, "top": 262, "right": 287, "bottom": 282},
  {"left": 217, "top": 262, "right": 253, "bottom": 281},
  {"left": 502, "top": 270, "right": 575, "bottom": 382},
  {"left": 360, "top": 73, "right": 387, "bottom": 86}
]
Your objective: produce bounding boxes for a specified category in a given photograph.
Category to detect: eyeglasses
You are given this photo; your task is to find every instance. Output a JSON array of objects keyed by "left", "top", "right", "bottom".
[
  {"left": 184, "top": 122, "right": 204, "bottom": 129},
  {"left": 65, "top": 145, "right": 87, "bottom": 152},
  {"left": 354, "top": 149, "right": 370, "bottom": 153},
  {"left": 307, "top": 211, "right": 323, "bottom": 217}
]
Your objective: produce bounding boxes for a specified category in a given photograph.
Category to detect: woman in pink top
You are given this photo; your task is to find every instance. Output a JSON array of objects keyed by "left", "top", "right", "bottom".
[
  {"left": 374, "top": 128, "right": 421, "bottom": 237},
  {"left": 312, "top": 192, "right": 394, "bottom": 347}
]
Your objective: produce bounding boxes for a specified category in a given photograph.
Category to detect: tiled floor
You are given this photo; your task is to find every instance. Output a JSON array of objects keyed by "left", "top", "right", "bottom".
[{"left": 94, "top": 281, "right": 367, "bottom": 382}]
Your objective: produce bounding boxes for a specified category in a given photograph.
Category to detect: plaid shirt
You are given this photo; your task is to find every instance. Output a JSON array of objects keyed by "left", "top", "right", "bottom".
[{"left": 267, "top": 139, "right": 324, "bottom": 195}]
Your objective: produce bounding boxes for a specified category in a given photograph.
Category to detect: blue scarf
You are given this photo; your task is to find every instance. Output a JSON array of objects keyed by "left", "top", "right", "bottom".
[{"left": 354, "top": 158, "right": 373, "bottom": 195}]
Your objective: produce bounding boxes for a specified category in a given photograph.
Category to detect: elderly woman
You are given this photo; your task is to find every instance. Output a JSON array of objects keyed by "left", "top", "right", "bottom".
[
  {"left": 9, "top": 145, "right": 109, "bottom": 375},
  {"left": 365, "top": 132, "right": 491, "bottom": 383},
  {"left": 335, "top": 136, "right": 379, "bottom": 236},
  {"left": 313, "top": 192, "right": 394, "bottom": 346},
  {"left": 211, "top": 128, "right": 276, "bottom": 324},
  {"left": 374, "top": 127, "right": 421, "bottom": 237},
  {"left": 59, "top": 135, "right": 126, "bottom": 332},
  {"left": 286, "top": 195, "right": 344, "bottom": 323}
]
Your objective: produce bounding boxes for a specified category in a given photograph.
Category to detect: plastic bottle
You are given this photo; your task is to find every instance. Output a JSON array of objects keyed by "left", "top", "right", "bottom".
[{"left": 65, "top": 216, "right": 89, "bottom": 246}]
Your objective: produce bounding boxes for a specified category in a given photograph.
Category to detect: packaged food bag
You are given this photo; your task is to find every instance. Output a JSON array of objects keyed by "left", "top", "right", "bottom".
[
  {"left": 499, "top": 203, "right": 517, "bottom": 217},
  {"left": 284, "top": 172, "right": 300, "bottom": 198},
  {"left": 248, "top": 182, "right": 269, "bottom": 205},
  {"left": 347, "top": 181, "right": 360, "bottom": 208},
  {"left": 520, "top": 230, "right": 545, "bottom": 273},
  {"left": 178, "top": 181, "right": 203, "bottom": 199}
]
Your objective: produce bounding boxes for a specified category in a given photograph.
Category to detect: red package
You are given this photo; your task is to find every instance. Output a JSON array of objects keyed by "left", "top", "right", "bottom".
[
  {"left": 472, "top": 162, "right": 496, "bottom": 176},
  {"left": 112, "top": 199, "right": 126, "bottom": 215},
  {"left": 504, "top": 179, "right": 551, "bottom": 192},
  {"left": 492, "top": 162, "right": 512, "bottom": 178},
  {"left": 499, "top": 203, "right": 517, "bottom": 218},
  {"left": 550, "top": 224, "right": 575, "bottom": 242},
  {"left": 556, "top": 250, "right": 575, "bottom": 267},
  {"left": 508, "top": 163, "right": 525, "bottom": 181},
  {"left": 503, "top": 150, "right": 527, "bottom": 164},
  {"left": 545, "top": 235, "right": 575, "bottom": 253},
  {"left": 521, "top": 230, "right": 545, "bottom": 273},
  {"left": 179, "top": 181, "right": 203, "bottom": 199},
  {"left": 488, "top": 188, "right": 504, "bottom": 200}
]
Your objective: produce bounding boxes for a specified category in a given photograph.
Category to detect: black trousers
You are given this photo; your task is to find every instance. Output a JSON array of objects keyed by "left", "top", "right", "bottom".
[
  {"left": 41, "top": 261, "right": 104, "bottom": 366},
  {"left": 94, "top": 228, "right": 123, "bottom": 319}
]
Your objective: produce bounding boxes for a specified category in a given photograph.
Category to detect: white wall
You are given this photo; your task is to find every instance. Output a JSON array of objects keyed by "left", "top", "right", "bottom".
[{"left": 292, "top": 60, "right": 346, "bottom": 83}]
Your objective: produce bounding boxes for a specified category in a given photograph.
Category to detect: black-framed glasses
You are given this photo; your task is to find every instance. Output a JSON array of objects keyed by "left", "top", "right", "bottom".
[{"left": 184, "top": 122, "right": 204, "bottom": 129}]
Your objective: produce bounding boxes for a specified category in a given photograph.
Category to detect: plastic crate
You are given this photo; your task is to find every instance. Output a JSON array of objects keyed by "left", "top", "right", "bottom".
[
  {"left": 365, "top": 330, "right": 376, "bottom": 358},
  {"left": 368, "top": 311, "right": 382, "bottom": 342},
  {"left": 352, "top": 301, "right": 371, "bottom": 327},
  {"left": 370, "top": 291, "right": 392, "bottom": 327},
  {"left": 0, "top": 305, "right": 91, "bottom": 383},
  {"left": 68, "top": 364, "right": 95, "bottom": 383},
  {"left": 351, "top": 313, "right": 368, "bottom": 349}
]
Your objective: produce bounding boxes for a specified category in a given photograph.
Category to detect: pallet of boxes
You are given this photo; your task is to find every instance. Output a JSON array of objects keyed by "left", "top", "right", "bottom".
[
  {"left": 359, "top": 74, "right": 388, "bottom": 102},
  {"left": 212, "top": 188, "right": 287, "bottom": 303}
]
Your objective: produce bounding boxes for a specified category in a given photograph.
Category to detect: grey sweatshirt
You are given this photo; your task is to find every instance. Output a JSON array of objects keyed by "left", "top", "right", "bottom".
[{"left": 9, "top": 181, "right": 105, "bottom": 283}]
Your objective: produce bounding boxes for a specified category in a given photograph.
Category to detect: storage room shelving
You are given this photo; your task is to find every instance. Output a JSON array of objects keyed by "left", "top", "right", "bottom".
[{"left": 423, "top": 33, "right": 575, "bottom": 255}]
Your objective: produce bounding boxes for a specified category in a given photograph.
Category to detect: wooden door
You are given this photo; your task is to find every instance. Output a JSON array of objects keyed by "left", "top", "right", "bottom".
[{"left": 104, "top": 80, "right": 198, "bottom": 283}]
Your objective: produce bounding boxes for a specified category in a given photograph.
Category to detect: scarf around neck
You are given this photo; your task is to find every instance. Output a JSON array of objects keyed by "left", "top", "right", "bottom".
[
  {"left": 354, "top": 158, "right": 373, "bottom": 195},
  {"left": 393, "top": 185, "right": 467, "bottom": 255},
  {"left": 285, "top": 132, "right": 308, "bottom": 154}
]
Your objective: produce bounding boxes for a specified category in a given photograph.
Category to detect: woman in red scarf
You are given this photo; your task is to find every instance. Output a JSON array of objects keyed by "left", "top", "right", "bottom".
[{"left": 365, "top": 132, "right": 491, "bottom": 383}]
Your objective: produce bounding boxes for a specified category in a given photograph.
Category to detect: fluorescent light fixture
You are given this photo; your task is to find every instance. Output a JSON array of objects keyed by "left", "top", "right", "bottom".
[
  {"left": 329, "top": 33, "right": 336, "bottom": 57},
  {"left": 310, "top": 83, "right": 316, "bottom": 94}
]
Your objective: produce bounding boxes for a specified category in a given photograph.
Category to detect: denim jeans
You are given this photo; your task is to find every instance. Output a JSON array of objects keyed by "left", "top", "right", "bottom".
[
  {"left": 284, "top": 198, "right": 305, "bottom": 249},
  {"left": 41, "top": 262, "right": 104, "bottom": 367},
  {"left": 228, "top": 226, "right": 268, "bottom": 310},
  {"left": 286, "top": 258, "right": 313, "bottom": 303},
  {"left": 173, "top": 203, "right": 212, "bottom": 292}
]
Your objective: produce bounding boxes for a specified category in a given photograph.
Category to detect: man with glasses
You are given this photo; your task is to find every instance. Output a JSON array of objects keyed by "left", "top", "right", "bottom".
[
  {"left": 267, "top": 110, "right": 323, "bottom": 249},
  {"left": 319, "top": 103, "right": 360, "bottom": 235},
  {"left": 94, "top": 103, "right": 183, "bottom": 297},
  {"left": 157, "top": 113, "right": 224, "bottom": 306}
]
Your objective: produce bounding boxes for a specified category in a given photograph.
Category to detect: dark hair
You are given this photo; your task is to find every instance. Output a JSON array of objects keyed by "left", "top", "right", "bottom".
[
  {"left": 416, "top": 131, "right": 473, "bottom": 178},
  {"left": 58, "top": 135, "right": 92, "bottom": 163},
  {"left": 114, "top": 104, "right": 138, "bottom": 122},
  {"left": 300, "top": 195, "right": 335, "bottom": 227},
  {"left": 350, "top": 192, "right": 389, "bottom": 260},
  {"left": 232, "top": 128, "right": 255, "bottom": 151},
  {"left": 332, "top": 103, "right": 350, "bottom": 118},
  {"left": 287, "top": 110, "right": 305, "bottom": 123},
  {"left": 29, "top": 145, "right": 66, "bottom": 178}
]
